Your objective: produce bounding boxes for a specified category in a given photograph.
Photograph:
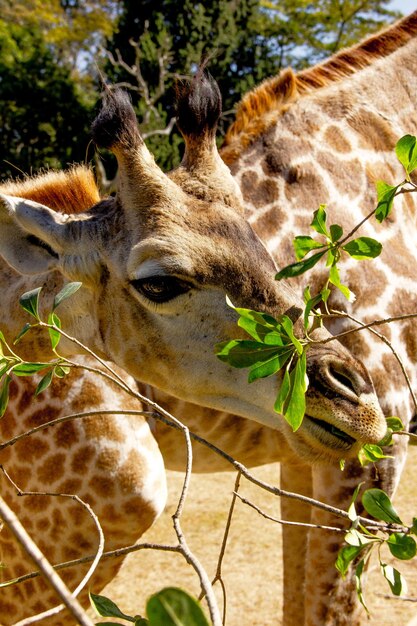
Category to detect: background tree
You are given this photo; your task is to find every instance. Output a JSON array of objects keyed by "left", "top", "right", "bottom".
[
  {"left": 0, "top": 0, "right": 402, "bottom": 179},
  {"left": 102, "top": 0, "right": 400, "bottom": 170}
]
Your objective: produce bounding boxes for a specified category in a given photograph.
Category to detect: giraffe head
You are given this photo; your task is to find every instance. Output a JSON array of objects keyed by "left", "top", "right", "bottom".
[{"left": 0, "top": 72, "right": 386, "bottom": 462}]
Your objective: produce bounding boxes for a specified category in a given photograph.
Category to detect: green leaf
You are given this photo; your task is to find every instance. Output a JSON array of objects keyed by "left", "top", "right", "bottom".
[
  {"left": 48, "top": 312, "right": 61, "bottom": 350},
  {"left": 329, "top": 224, "right": 343, "bottom": 242},
  {"left": 359, "top": 444, "right": 393, "bottom": 466},
  {"left": 355, "top": 559, "right": 369, "bottom": 614},
  {"left": 335, "top": 544, "right": 368, "bottom": 577},
  {"left": 362, "top": 489, "right": 403, "bottom": 524},
  {"left": 89, "top": 593, "right": 134, "bottom": 622},
  {"left": 329, "top": 264, "right": 353, "bottom": 301},
  {"left": 283, "top": 351, "right": 308, "bottom": 431},
  {"left": 375, "top": 180, "right": 398, "bottom": 222},
  {"left": 274, "top": 367, "right": 291, "bottom": 414},
  {"left": 275, "top": 250, "right": 326, "bottom": 280},
  {"left": 387, "top": 534, "right": 417, "bottom": 560},
  {"left": 19, "top": 287, "right": 42, "bottom": 320},
  {"left": 215, "top": 340, "right": 287, "bottom": 368},
  {"left": 395, "top": 134, "right": 417, "bottom": 175},
  {"left": 342, "top": 237, "right": 382, "bottom": 260},
  {"left": 411, "top": 518, "right": 417, "bottom": 536},
  {"left": 320, "top": 286, "right": 331, "bottom": 303},
  {"left": 54, "top": 364, "right": 70, "bottom": 378},
  {"left": 0, "top": 375, "right": 11, "bottom": 418},
  {"left": 13, "top": 323, "right": 32, "bottom": 345},
  {"left": 146, "top": 588, "right": 210, "bottom": 626},
  {"left": 0, "top": 361, "right": 10, "bottom": 379},
  {"left": 35, "top": 370, "right": 54, "bottom": 396},
  {"left": 280, "top": 315, "right": 303, "bottom": 355},
  {"left": 381, "top": 563, "right": 406, "bottom": 596},
  {"left": 11, "top": 362, "right": 51, "bottom": 376},
  {"left": 293, "top": 236, "right": 324, "bottom": 261},
  {"left": 237, "top": 316, "right": 287, "bottom": 345},
  {"left": 303, "top": 290, "right": 323, "bottom": 331},
  {"left": 135, "top": 619, "right": 149, "bottom": 626},
  {"left": 345, "top": 528, "right": 376, "bottom": 547},
  {"left": 52, "top": 282, "right": 82, "bottom": 311},
  {"left": 248, "top": 348, "right": 293, "bottom": 383},
  {"left": 385, "top": 416, "right": 404, "bottom": 432},
  {"left": 311, "top": 204, "right": 329, "bottom": 237}
]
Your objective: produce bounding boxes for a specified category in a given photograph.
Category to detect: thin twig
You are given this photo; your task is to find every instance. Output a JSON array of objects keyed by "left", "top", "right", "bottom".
[
  {"left": 235, "top": 493, "right": 346, "bottom": 533},
  {"left": 1, "top": 468, "right": 104, "bottom": 625},
  {"left": 200, "top": 471, "right": 242, "bottom": 624},
  {"left": 0, "top": 496, "right": 94, "bottom": 626}
]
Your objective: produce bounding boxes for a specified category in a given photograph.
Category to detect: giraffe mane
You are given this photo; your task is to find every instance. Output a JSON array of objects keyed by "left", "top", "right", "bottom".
[
  {"left": 221, "top": 10, "right": 417, "bottom": 164},
  {"left": 0, "top": 165, "right": 101, "bottom": 214}
]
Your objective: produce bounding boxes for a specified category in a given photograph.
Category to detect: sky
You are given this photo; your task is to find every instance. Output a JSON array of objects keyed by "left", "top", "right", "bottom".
[{"left": 388, "top": 0, "right": 416, "bottom": 14}]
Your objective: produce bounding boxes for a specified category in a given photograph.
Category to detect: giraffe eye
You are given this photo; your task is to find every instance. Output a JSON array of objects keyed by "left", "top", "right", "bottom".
[{"left": 131, "top": 276, "right": 192, "bottom": 303}]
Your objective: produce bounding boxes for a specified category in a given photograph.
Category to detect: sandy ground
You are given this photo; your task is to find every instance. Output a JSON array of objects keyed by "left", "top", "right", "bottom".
[{"left": 88, "top": 447, "right": 417, "bottom": 626}]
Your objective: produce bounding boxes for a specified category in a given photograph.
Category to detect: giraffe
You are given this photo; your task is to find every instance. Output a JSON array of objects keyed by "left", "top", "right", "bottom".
[
  {"left": 219, "top": 9, "right": 417, "bottom": 625},
  {"left": 0, "top": 63, "right": 388, "bottom": 626}
]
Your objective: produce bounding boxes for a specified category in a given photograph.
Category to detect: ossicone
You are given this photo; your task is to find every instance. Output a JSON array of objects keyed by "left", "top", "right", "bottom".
[
  {"left": 175, "top": 67, "right": 222, "bottom": 139},
  {"left": 91, "top": 88, "right": 141, "bottom": 151}
]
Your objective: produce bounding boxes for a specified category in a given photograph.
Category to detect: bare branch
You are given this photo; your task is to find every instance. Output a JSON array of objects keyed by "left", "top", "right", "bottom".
[
  {"left": 0, "top": 496, "right": 94, "bottom": 626},
  {"left": 142, "top": 116, "right": 176, "bottom": 140},
  {"left": 1, "top": 468, "right": 104, "bottom": 625}
]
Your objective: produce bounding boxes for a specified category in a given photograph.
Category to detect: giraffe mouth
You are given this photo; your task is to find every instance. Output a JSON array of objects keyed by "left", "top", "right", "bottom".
[{"left": 304, "top": 415, "right": 356, "bottom": 449}]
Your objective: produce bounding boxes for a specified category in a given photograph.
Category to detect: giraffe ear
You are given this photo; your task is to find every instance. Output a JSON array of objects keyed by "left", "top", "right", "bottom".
[{"left": 0, "top": 194, "right": 65, "bottom": 275}]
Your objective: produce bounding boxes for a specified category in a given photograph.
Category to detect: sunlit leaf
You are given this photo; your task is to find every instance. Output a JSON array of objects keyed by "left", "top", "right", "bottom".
[
  {"left": 311, "top": 204, "right": 329, "bottom": 237},
  {"left": 387, "top": 534, "right": 417, "bottom": 560},
  {"left": 284, "top": 351, "right": 308, "bottom": 431},
  {"left": 375, "top": 180, "right": 398, "bottom": 222},
  {"left": 293, "top": 236, "right": 324, "bottom": 261},
  {"left": 0, "top": 375, "right": 11, "bottom": 418},
  {"left": 385, "top": 416, "right": 404, "bottom": 432},
  {"left": 381, "top": 563, "right": 406, "bottom": 596},
  {"left": 359, "top": 444, "right": 393, "bottom": 466},
  {"left": 335, "top": 544, "right": 368, "bottom": 577},
  {"left": 329, "top": 224, "right": 343, "bottom": 242},
  {"left": 342, "top": 237, "right": 382, "bottom": 260},
  {"left": 48, "top": 312, "right": 61, "bottom": 350},
  {"left": 362, "top": 488, "right": 403, "bottom": 524},
  {"left": 11, "top": 362, "right": 51, "bottom": 376},
  {"left": 280, "top": 315, "right": 303, "bottom": 354},
  {"left": 303, "top": 288, "right": 323, "bottom": 331},
  {"left": 274, "top": 367, "right": 291, "bottom": 415},
  {"left": 52, "top": 282, "right": 82, "bottom": 311},
  {"left": 146, "top": 587, "right": 210, "bottom": 626},
  {"left": 19, "top": 287, "right": 42, "bottom": 320},
  {"left": 216, "top": 340, "right": 287, "bottom": 368},
  {"left": 89, "top": 592, "right": 134, "bottom": 621},
  {"left": 54, "top": 364, "right": 70, "bottom": 378},
  {"left": 395, "top": 134, "right": 417, "bottom": 175},
  {"left": 13, "top": 323, "right": 32, "bottom": 345},
  {"left": 248, "top": 348, "right": 293, "bottom": 383},
  {"left": 355, "top": 559, "right": 369, "bottom": 613},
  {"left": 329, "top": 264, "right": 353, "bottom": 301},
  {"left": 35, "top": 370, "right": 54, "bottom": 396},
  {"left": 275, "top": 250, "right": 326, "bottom": 280}
]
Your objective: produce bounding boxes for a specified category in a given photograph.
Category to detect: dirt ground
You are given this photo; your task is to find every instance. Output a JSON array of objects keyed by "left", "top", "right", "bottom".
[{"left": 88, "top": 447, "right": 417, "bottom": 626}]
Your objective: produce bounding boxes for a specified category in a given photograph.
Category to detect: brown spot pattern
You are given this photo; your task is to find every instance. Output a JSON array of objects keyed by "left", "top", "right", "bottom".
[
  {"left": 324, "top": 125, "right": 351, "bottom": 152},
  {"left": 348, "top": 109, "right": 398, "bottom": 151},
  {"left": 240, "top": 170, "right": 278, "bottom": 207}
]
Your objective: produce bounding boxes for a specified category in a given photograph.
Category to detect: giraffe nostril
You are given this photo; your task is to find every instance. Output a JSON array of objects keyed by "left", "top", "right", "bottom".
[{"left": 327, "top": 365, "right": 357, "bottom": 396}]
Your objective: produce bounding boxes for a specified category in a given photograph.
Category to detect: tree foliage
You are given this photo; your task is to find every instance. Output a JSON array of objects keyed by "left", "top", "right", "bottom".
[
  {"left": 0, "top": 20, "right": 93, "bottom": 180},
  {"left": 0, "top": 0, "right": 403, "bottom": 178},
  {"left": 103, "top": 0, "right": 400, "bottom": 169}
]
